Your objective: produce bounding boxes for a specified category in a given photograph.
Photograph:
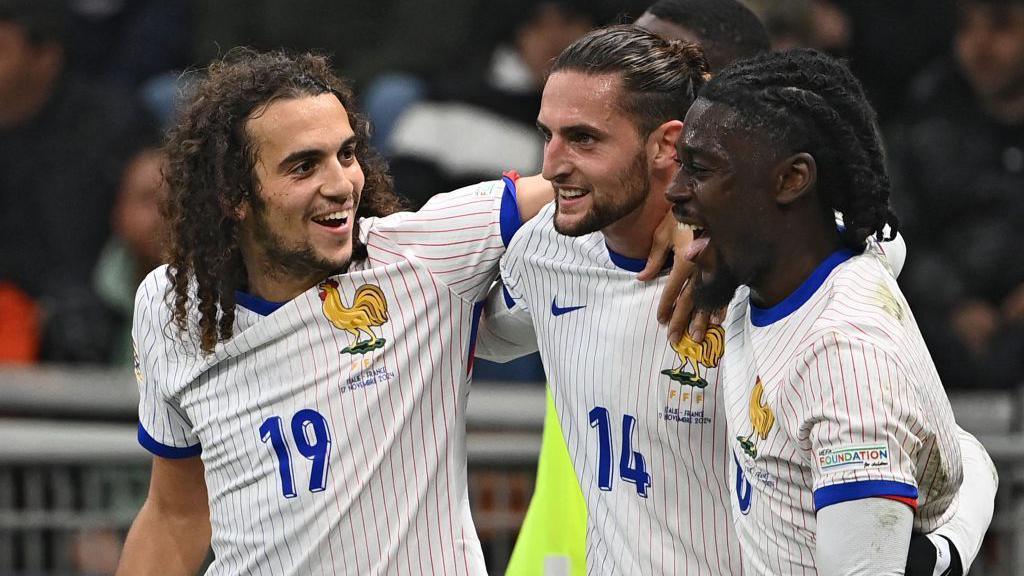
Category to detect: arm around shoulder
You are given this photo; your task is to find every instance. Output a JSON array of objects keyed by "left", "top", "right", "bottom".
[
  {"left": 512, "top": 174, "right": 554, "bottom": 224},
  {"left": 117, "top": 455, "right": 210, "bottom": 575}
]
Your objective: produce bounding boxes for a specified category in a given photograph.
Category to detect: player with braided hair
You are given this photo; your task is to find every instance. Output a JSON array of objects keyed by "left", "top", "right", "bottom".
[
  {"left": 667, "top": 48, "right": 984, "bottom": 575},
  {"left": 698, "top": 49, "right": 898, "bottom": 253}
]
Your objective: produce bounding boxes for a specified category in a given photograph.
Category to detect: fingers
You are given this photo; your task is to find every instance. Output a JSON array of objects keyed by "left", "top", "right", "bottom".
[
  {"left": 657, "top": 256, "right": 695, "bottom": 324},
  {"left": 667, "top": 276, "right": 695, "bottom": 344},
  {"left": 639, "top": 212, "right": 679, "bottom": 281},
  {"left": 687, "top": 309, "right": 710, "bottom": 343},
  {"left": 637, "top": 241, "right": 670, "bottom": 281}
]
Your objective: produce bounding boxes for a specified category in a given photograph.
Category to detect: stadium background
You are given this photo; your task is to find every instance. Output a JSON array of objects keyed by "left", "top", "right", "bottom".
[{"left": 0, "top": 0, "right": 1021, "bottom": 573}]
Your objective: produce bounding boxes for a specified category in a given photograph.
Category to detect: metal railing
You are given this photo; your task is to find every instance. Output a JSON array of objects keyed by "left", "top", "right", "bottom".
[{"left": 0, "top": 367, "right": 1021, "bottom": 575}]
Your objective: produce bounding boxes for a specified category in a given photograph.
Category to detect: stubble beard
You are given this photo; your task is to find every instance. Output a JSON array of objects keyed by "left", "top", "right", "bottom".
[
  {"left": 693, "top": 250, "right": 743, "bottom": 313},
  {"left": 249, "top": 203, "right": 348, "bottom": 284},
  {"left": 553, "top": 150, "right": 651, "bottom": 237}
]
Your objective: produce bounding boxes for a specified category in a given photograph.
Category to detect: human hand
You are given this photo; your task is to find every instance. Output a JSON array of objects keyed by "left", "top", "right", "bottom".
[{"left": 638, "top": 212, "right": 692, "bottom": 281}]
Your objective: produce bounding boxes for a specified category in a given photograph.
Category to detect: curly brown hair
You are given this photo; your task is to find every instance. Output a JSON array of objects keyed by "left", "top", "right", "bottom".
[{"left": 163, "top": 48, "right": 403, "bottom": 354}]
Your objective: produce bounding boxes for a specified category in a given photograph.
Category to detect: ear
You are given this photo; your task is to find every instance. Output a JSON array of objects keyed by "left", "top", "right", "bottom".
[
  {"left": 648, "top": 119, "right": 684, "bottom": 170},
  {"left": 773, "top": 152, "right": 816, "bottom": 206}
]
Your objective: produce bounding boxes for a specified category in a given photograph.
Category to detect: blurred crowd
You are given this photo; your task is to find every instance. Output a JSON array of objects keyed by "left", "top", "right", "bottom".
[{"left": 0, "top": 0, "right": 1021, "bottom": 390}]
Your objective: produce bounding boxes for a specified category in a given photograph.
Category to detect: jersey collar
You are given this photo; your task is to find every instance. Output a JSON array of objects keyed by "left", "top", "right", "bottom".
[
  {"left": 749, "top": 248, "right": 855, "bottom": 327},
  {"left": 606, "top": 242, "right": 673, "bottom": 274},
  {"left": 235, "top": 290, "right": 286, "bottom": 316}
]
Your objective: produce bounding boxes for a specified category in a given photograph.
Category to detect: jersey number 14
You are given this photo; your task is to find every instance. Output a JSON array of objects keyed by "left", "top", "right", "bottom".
[{"left": 589, "top": 406, "right": 652, "bottom": 497}]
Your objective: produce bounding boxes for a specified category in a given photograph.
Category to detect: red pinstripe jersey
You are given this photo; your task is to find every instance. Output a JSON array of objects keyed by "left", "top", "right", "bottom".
[
  {"left": 723, "top": 247, "right": 962, "bottom": 575},
  {"left": 500, "top": 203, "right": 743, "bottom": 576},
  {"left": 133, "top": 179, "right": 519, "bottom": 575}
]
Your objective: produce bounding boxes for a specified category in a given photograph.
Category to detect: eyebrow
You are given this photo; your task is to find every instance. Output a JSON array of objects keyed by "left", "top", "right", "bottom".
[{"left": 277, "top": 135, "right": 358, "bottom": 172}]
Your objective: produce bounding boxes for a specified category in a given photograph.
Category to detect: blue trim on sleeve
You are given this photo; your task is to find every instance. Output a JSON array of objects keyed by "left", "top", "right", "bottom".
[
  {"left": 499, "top": 176, "right": 523, "bottom": 247},
  {"left": 749, "top": 249, "right": 855, "bottom": 327},
  {"left": 502, "top": 284, "right": 516, "bottom": 310},
  {"left": 138, "top": 423, "right": 202, "bottom": 459},
  {"left": 813, "top": 479, "right": 918, "bottom": 510},
  {"left": 466, "top": 301, "right": 485, "bottom": 375},
  {"left": 235, "top": 290, "right": 286, "bottom": 316},
  {"left": 606, "top": 243, "right": 647, "bottom": 273}
]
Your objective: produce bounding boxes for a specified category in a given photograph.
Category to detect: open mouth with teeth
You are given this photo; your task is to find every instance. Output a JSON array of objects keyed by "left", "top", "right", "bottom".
[
  {"left": 311, "top": 210, "right": 351, "bottom": 229},
  {"left": 556, "top": 187, "right": 589, "bottom": 201},
  {"left": 678, "top": 222, "right": 711, "bottom": 263}
]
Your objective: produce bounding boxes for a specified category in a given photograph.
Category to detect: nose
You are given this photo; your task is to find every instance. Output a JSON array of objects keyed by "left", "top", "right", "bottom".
[
  {"left": 541, "top": 135, "right": 571, "bottom": 183},
  {"left": 665, "top": 168, "right": 692, "bottom": 204},
  {"left": 321, "top": 156, "right": 359, "bottom": 201}
]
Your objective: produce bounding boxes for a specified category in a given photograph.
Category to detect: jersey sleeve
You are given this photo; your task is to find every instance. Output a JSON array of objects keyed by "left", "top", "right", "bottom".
[
  {"left": 791, "top": 332, "right": 925, "bottom": 511},
  {"left": 361, "top": 175, "right": 522, "bottom": 303},
  {"left": 132, "top": 269, "right": 202, "bottom": 458},
  {"left": 498, "top": 201, "right": 553, "bottom": 314},
  {"left": 475, "top": 280, "right": 538, "bottom": 363}
]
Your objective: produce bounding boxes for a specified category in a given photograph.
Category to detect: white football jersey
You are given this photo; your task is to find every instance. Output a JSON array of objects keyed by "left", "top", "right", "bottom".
[
  {"left": 722, "top": 247, "right": 962, "bottom": 575},
  {"left": 500, "top": 203, "right": 742, "bottom": 576},
  {"left": 133, "top": 179, "right": 521, "bottom": 575}
]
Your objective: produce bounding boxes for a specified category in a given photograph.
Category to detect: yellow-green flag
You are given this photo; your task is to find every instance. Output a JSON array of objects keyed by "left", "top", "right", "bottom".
[{"left": 505, "top": 386, "right": 587, "bottom": 576}]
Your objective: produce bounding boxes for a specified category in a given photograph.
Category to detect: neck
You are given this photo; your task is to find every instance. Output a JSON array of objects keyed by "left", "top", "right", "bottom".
[
  {"left": 240, "top": 246, "right": 325, "bottom": 303},
  {"left": 601, "top": 177, "right": 672, "bottom": 260},
  {"left": 244, "top": 269, "right": 322, "bottom": 303},
  {"left": 748, "top": 217, "right": 842, "bottom": 308}
]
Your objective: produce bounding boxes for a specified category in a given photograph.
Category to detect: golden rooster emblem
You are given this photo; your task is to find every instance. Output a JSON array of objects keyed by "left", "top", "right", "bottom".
[
  {"left": 737, "top": 378, "right": 775, "bottom": 458},
  {"left": 661, "top": 325, "right": 725, "bottom": 388},
  {"left": 317, "top": 280, "right": 389, "bottom": 355}
]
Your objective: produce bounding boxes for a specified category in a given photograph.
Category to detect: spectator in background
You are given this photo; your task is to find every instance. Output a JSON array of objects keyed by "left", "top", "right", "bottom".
[
  {"left": 380, "top": 0, "right": 598, "bottom": 209},
  {"left": 94, "top": 149, "right": 170, "bottom": 366},
  {"left": 65, "top": 0, "right": 192, "bottom": 88},
  {"left": 888, "top": 0, "right": 1024, "bottom": 389},
  {"left": 0, "top": 0, "right": 156, "bottom": 363},
  {"left": 740, "top": 0, "right": 954, "bottom": 122}
]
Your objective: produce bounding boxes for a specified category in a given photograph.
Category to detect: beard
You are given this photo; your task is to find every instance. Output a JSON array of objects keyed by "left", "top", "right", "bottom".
[
  {"left": 693, "top": 248, "right": 743, "bottom": 313},
  {"left": 248, "top": 201, "right": 347, "bottom": 283},
  {"left": 553, "top": 150, "right": 650, "bottom": 237}
]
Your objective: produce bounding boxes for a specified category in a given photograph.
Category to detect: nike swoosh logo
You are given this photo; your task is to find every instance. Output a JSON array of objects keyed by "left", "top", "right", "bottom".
[{"left": 551, "top": 298, "right": 586, "bottom": 317}]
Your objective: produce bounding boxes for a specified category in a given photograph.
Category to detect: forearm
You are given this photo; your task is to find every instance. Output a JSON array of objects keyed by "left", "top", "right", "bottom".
[
  {"left": 816, "top": 497, "right": 913, "bottom": 575},
  {"left": 513, "top": 174, "right": 554, "bottom": 223},
  {"left": 933, "top": 427, "right": 998, "bottom": 573},
  {"left": 116, "top": 498, "right": 211, "bottom": 575}
]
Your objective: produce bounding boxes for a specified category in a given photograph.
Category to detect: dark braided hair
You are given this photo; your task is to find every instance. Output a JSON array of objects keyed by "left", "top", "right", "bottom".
[
  {"left": 550, "top": 24, "right": 711, "bottom": 136},
  {"left": 699, "top": 48, "right": 898, "bottom": 250}
]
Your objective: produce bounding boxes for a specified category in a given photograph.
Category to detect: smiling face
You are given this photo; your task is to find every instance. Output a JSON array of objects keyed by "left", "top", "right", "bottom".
[
  {"left": 667, "top": 97, "right": 779, "bottom": 309},
  {"left": 239, "top": 93, "right": 365, "bottom": 293},
  {"left": 537, "top": 71, "right": 653, "bottom": 237}
]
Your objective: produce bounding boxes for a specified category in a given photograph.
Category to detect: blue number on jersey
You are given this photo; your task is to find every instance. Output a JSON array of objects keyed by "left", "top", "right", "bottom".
[
  {"left": 260, "top": 409, "right": 332, "bottom": 498},
  {"left": 619, "top": 414, "right": 651, "bottom": 497},
  {"left": 589, "top": 406, "right": 651, "bottom": 497},
  {"left": 589, "top": 407, "right": 614, "bottom": 491},
  {"left": 259, "top": 416, "right": 297, "bottom": 499},
  {"left": 734, "top": 452, "right": 752, "bottom": 515}
]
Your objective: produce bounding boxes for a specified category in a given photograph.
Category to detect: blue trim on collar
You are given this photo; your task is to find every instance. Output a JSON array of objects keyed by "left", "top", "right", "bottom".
[
  {"left": 606, "top": 243, "right": 647, "bottom": 273},
  {"left": 749, "top": 249, "right": 855, "bottom": 327},
  {"left": 235, "top": 290, "right": 286, "bottom": 316}
]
